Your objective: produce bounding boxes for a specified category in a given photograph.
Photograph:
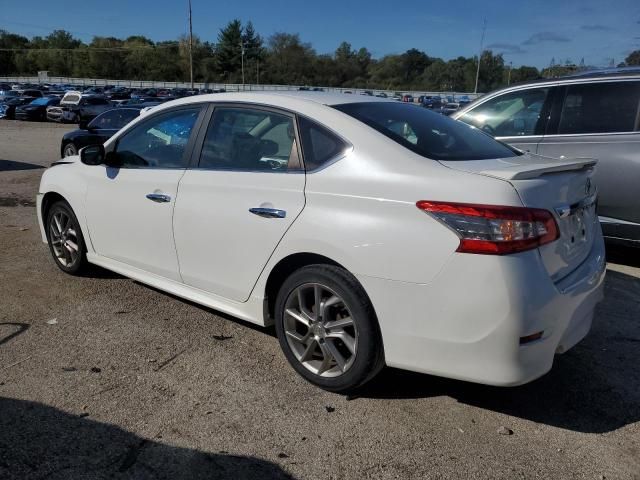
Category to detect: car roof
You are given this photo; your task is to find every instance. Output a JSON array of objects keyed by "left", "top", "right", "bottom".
[{"left": 152, "top": 91, "right": 394, "bottom": 113}]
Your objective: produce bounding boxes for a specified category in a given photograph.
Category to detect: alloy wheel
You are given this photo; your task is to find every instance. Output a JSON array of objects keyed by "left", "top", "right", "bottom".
[
  {"left": 283, "top": 283, "right": 358, "bottom": 378},
  {"left": 49, "top": 210, "right": 80, "bottom": 268}
]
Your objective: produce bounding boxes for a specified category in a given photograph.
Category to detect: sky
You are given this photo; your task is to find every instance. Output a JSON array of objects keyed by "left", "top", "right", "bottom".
[{"left": 2, "top": 0, "right": 639, "bottom": 68}]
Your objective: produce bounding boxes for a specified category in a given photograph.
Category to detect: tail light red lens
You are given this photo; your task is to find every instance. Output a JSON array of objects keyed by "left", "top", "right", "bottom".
[{"left": 416, "top": 201, "right": 559, "bottom": 255}]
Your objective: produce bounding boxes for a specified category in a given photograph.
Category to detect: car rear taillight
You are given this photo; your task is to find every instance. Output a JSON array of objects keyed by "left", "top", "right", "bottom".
[{"left": 416, "top": 201, "right": 559, "bottom": 255}]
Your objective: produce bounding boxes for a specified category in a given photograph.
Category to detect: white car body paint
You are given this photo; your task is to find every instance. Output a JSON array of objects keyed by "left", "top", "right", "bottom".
[{"left": 37, "top": 91, "right": 606, "bottom": 386}]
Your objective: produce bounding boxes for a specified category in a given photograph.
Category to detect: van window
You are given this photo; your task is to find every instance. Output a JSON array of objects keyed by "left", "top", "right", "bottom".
[
  {"left": 458, "top": 88, "right": 550, "bottom": 137},
  {"left": 557, "top": 81, "right": 640, "bottom": 134}
]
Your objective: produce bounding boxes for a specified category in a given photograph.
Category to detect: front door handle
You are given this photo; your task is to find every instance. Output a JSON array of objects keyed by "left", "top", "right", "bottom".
[
  {"left": 249, "top": 207, "right": 286, "bottom": 219},
  {"left": 146, "top": 193, "right": 171, "bottom": 203}
]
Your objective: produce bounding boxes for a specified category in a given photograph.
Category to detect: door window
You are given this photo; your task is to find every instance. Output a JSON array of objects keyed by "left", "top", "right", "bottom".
[
  {"left": 114, "top": 107, "right": 200, "bottom": 168},
  {"left": 198, "top": 107, "right": 298, "bottom": 171},
  {"left": 459, "top": 88, "right": 550, "bottom": 137},
  {"left": 557, "top": 81, "right": 640, "bottom": 135}
]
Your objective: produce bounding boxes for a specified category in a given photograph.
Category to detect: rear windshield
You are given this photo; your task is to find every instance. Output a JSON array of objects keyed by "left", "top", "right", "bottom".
[{"left": 334, "top": 102, "right": 520, "bottom": 161}]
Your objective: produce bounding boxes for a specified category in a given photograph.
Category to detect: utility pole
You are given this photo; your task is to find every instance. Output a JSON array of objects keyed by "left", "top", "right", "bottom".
[
  {"left": 256, "top": 59, "right": 260, "bottom": 85},
  {"left": 507, "top": 61, "right": 512, "bottom": 85},
  {"left": 474, "top": 18, "right": 487, "bottom": 94},
  {"left": 188, "top": 0, "right": 194, "bottom": 89}
]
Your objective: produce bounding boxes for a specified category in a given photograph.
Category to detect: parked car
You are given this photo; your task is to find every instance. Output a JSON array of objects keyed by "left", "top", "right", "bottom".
[
  {"left": 375, "top": 92, "right": 388, "bottom": 98},
  {"left": 453, "top": 69, "right": 640, "bottom": 246},
  {"left": 441, "top": 102, "right": 461, "bottom": 115},
  {"left": 18, "top": 89, "right": 44, "bottom": 98},
  {"left": 0, "top": 92, "right": 43, "bottom": 120},
  {"left": 60, "top": 107, "right": 141, "bottom": 157},
  {"left": 15, "top": 96, "right": 61, "bottom": 121},
  {"left": 104, "top": 87, "right": 131, "bottom": 100},
  {"left": 46, "top": 92, "right": 112, "bottom": 123},
  {"left": 421, "top": 95, "right": 443, "bottom": 109},
  {"left": 402, "top": 94, "right": 414, "bottom": 103},
  {"left": 37, "top": 92, "right": 605, "bottom": 392},
  {"left": 0, "top": 90, "right": 20, "bottom": 101}
]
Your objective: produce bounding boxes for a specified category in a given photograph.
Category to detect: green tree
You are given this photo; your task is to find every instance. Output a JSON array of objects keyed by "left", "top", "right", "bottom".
[
  {"left": 624, "top": 50, "right": 640, "bottom": 66},
  {"left": 263, "top": 33, "right": 316, "bottom": 85},
  {"left": 216, "top": 19, "right": 243, "bottom": 82}
]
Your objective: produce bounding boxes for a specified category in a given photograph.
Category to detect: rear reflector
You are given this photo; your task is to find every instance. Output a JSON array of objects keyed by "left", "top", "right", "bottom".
[{"left": 416, "top": 201, "right": 559, "bottom": 255}]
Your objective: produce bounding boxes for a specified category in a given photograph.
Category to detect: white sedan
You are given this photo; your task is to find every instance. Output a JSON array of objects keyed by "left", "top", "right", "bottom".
[{"left": 37, "top": 91, "right": 606, "bottom": 392}]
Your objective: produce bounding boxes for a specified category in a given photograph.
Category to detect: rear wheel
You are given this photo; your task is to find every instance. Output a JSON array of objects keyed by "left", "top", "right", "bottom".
[
  {"left": 45, "top": 200, "right": 89, "bottom": 275},
  {"left": 63, "top": 142, "right": 78, "bottom": 157},
  {"left": 274, "top": 265, "right": 384, "bottom": 393}
]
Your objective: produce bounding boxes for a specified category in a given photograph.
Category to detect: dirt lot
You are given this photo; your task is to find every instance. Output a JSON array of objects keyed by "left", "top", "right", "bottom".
[{"left": 1, "top": 119, "right": 639, "bottom": 480}]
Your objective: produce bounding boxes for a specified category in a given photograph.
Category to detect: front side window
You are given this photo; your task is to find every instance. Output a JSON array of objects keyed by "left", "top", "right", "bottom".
[
  {"left": 198, "top": 107, "right": 297, "bottom": 172},
  {"left": 114, "top": 107, "right": 200, "bottom": 168},
  {"left": 335, "top": 102, "right": 519, "bottom": 161},
  {"left": 557, "top": 81, "right": 640, "bottom": 134},
  {"left": 458, "top": 88, "right": 550, "bottom": 137}
]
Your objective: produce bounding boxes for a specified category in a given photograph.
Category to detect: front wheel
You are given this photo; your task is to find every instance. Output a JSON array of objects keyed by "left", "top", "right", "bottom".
[
  {"left": 274, "top": 265, "right": 385, "bottom": 393},
  {"left": 62, "top": 142, "right": 78, "bottom": 157},
  {"left": 46, "top": 200, "right": 89, "bottom": 275}
]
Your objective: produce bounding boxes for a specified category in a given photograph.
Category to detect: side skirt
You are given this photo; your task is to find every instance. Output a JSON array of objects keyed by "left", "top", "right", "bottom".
[{"left": 87, "top": 253, "right": 266, "bottom": 326}]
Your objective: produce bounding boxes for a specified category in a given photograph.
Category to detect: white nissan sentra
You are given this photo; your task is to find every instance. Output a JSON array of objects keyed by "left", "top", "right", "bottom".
[{"left": 37, "top": 91, "right": 606, "bottom": 392}]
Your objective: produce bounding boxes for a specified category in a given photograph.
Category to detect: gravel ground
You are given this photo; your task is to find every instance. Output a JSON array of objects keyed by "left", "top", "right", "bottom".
[{"left": 1, "top": 119, "right": 639, "bottom": 480}]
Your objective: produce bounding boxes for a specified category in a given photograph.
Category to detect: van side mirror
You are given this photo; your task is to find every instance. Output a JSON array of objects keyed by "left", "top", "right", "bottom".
[{"left": 80, "top": 145, "right": 105, "bottom": 166}]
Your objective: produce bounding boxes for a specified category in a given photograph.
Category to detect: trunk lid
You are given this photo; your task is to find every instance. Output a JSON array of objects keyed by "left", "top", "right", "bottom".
[{"left": 440, "top": 153, "right": 599, "bottom": 282}]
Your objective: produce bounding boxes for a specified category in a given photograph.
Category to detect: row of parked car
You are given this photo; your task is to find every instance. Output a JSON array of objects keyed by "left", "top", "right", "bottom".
[{"left": 0, "top": 83, "right": 226, "bottom": 123}]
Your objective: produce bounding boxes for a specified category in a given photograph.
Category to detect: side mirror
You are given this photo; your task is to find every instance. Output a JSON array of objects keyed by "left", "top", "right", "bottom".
[
  {"left": 79, "top": 119, "right": 89, "bottom": 130},
  {"left": 80, "top": 145, "right": 105, "bottom": 166}
]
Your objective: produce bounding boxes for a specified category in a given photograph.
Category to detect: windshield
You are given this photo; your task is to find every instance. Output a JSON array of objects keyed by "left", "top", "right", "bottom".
[
  {"left": 30, "top": 98, "right": 50, "bottom": 106},
  {"left": 333, "top": 102, "right": 520, "bottom": 161}
]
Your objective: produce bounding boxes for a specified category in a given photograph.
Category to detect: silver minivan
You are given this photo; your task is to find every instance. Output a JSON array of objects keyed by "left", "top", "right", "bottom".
[{"left": 453, "top": 69, "right": 640, "bottom": 246}]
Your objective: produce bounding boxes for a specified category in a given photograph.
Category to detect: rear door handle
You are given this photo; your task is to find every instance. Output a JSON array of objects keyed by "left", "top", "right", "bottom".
[
  {"left": 249, "top": 207, "right": 286, "bottom": 219},
  {"left": 146, "top": 193, "right": 171, "bottom": 203}
]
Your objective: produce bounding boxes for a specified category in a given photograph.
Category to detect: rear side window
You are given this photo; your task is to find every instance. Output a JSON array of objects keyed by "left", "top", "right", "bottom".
[
  {"left": 558, "top": 81, "right": 640, "bottom": 134},
  {"left": 298, "top": 117, "right": 348, "bottom": 170},
  {"left": 334, "top": 102, "right": 519, "bottom": 161},
  {"left": 458, "top": 88, "right": 551, "bottom": 137},
  {"left": 198, "top": 107, "right": 297, "bottom": 172}
]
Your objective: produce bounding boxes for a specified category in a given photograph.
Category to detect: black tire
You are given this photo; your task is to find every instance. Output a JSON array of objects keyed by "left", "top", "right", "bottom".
[
  {"left": 45, "top": 200, "right": 89, "bottom": 275},
  {"left": 274, "top": 264, "right": 385, "bottom": 393},
  {"left": 63, "top": 142, "right": 78, "bottom": 157}
]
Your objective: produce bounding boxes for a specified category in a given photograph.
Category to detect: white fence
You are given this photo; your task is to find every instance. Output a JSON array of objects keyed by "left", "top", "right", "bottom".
[{"left": 0, "top": 75, "right": 481, "bottom": 100}]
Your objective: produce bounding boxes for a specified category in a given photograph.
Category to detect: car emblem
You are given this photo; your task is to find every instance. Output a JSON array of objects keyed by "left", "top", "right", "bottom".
[{"left": 585, "top": 178, "right": 592, "bottom": 194}]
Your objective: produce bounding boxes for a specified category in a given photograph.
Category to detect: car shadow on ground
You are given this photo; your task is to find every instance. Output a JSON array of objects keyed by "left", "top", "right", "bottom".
[
  {"left": 0, "top": 397, "right": 295, "bottom": 480},
  {"left": 606, "top": 243, "right": 640, "bottom": 268},
  {"left": 0, "top": 159, "right": 44, "bottom": 172},
  {"left": 358, "top": 266, "right": 640, "bottom": 434}
]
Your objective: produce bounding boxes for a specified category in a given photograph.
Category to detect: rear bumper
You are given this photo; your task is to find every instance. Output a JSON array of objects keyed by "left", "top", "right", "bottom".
[{"left": 358, "top": 232, "right": 606, "bottom": 386}]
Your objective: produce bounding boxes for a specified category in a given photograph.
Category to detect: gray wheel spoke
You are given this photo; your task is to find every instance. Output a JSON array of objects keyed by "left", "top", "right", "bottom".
[
  {"left": 67, "top": 227, "right": 76, "bottom": 237},
  {"left": 326, "top": 331, "right": 356, "bottom": 354},
  {"left": 65, "top": 240, "right": 79, "bottom": 252},
  {"left": 324, "top": 316, "right": 353, "bottom": 330},
  {"left": 299, "top": 339, "right": 317, "bottom": 362},
  {"left": 313, "top": 285, "right": 321, "bottom": 320},
  {"left": 285, "top": 329, "right": 309, "bottom": 344},
  {"left": 319, "top": 295, "right": 341, "bottom": 321},
  {"left": 285, "top": 308, "right": 310, "bottom": 327},
  {"left": 53, "top": 215, "right": 62, "bottom": 235},
  {"left": 324, "top": 339, "right": 347, "bottom": 372},
  {"left": 316, "top": 343, "right": 334, "bottom": 374}
]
